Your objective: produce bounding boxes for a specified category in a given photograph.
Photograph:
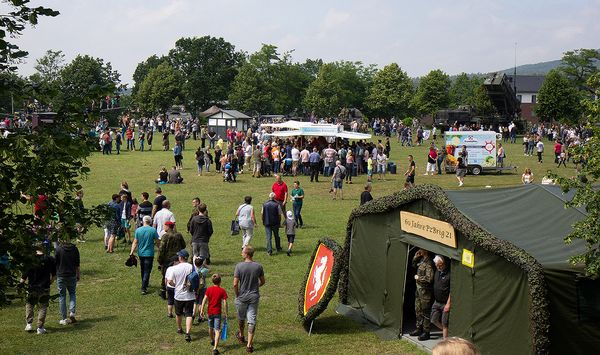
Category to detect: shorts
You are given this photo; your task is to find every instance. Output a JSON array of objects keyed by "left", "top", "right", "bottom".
[
  {"left": 120, "top": 218, "right": 130, "bottom": 229},
  {"left": 208, "top": 314, "right": 222, "bottom": 330},
  {"left": 235, "top": 298, "right": 259, "bottom": 325},
  {"left": 456, "top": 169, "right": 466, "bottom": 178},
  {"left": 406, "top": 175, "right": 415, "bottom": 184},
  {"left": 426, "top": 162, "right": 436, "bottom": 172},
  {"left": 195, "top": 287, "right": 206, "bottom": 305},
  {"left": 377, "top": 165, "right": 386, "bottom": 174},
  {"left": 367, "top": 169, "right": 372, "bottom": 176},
  {"left": 431, "top": 300, "right": 449, "bottom": 327},
  {"left": 174, "top": 299, "right": 194, "bottom": 317},
  {"left": 287, "top": 234, "right": 295, "bottom": 243},
  {"left": 192, "top": 242, "right": 210, "bottom": 260},
  {"left": 333, "top": 180, "right": 343, "bottom": 189},
  {"left": 167, "top": 287, "right": 175, "bottom": 306}
]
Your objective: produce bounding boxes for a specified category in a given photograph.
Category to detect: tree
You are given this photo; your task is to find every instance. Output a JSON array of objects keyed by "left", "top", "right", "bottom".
[
  {"left": 411, "top": 69, "right": 451, "bottom": 116},
  {"left": 131, "top": 55, "right": 168, "bottom": 95},
  {"left": 304, "top": 61, "right": 369, "bottom": 117},
  {"left": 449, "top": 73, "right": 479, "bottom": 108},
  {"left": 471, "top": 84, "right": 495, "bottom": 116},
  {"left": 535, "top": 69, "right": 582, "bottom": 124},
  {"left": 33, "top": 49, "right": 65, "bottom": 84},
  {"left": 0, "top": 0, "right": 59, "bottom": 71},
  {"left": 0, "top": 4, "right": 111, "bottom": 306},
  {"left": 56, "top": 54, "right": 120, "bottom": 113},
  {"left": 136, "top": 62, "right": 182, "bottom": 116},
  {"left": 228, "top": 62, "right": 272, "bottom": 115},
  {"left": 559, "top": 48, "right": 600, "bottom": 94},
  {"left": 0, "top": 71, "right": 26, "bottom": 113},
  {"left": 365, "top": 63, "right": 413, "bottom": 118},
  {"left": 553, "top": 72, "right": 600, "bottom": 278},
  {"left": 169, "top": 36, "right": 243, "bottom": 115}
]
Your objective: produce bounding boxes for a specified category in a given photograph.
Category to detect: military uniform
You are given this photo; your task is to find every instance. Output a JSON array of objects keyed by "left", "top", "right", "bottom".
[
  {"left": 412, "top": 253, "right": 434, "bottom": 337},
  {"left": 158, "top": 231, "right": 186, "bottom": 293}
]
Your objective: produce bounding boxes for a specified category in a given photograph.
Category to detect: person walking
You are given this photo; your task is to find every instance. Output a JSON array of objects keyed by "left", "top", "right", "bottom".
[
  {"left": 153, "top": 200, "right": 175, "bottom": 239},
  {"left": 290, "top": 180, "right": 304, "bottom": 227},
  {"left": 20, "top": 244, "right": 56, "bottom": 334},
  {"left": 271, "top": 174, "right": 288, "bottom": 210},
  {"left": 236, "top": 196, "right": 256, "bottom": 249},
  {"left": 56, "top": 238, "right": 80, "bottom": 325},
  {"left": 189, "top": 203, "right": 214, "bottom": 263},
  {"left": 166, "top": 249, "right": 195, "bottom": 342},
  {"left": 130, "top": 216, "right": 160, "bottom": 295},
  {"left": 360, "top": 183, "right": 373, "bottom": 205},
  {"left": 158, "top": 221, "right": 186, "bottom": 299},
  {"left": 234, "top": 246, "right": 265, "bottom": 354},
  {"left": 425, "top": 146, "right": 437, "bottom": 175},
  {"left": 456, "top": 157, "right": 466, "bottom": 187},
  {"left": 284, "top": 211, "right": 297, "bottom": 256},
  {"left": 331, "top": 160, "right": 346, "bottom": 200},
  {"left": 200, "top": 274, "right": 229, "bottom": 355},
  {"left": 262, "top": 192, "right": 284, "bottom": 256}
]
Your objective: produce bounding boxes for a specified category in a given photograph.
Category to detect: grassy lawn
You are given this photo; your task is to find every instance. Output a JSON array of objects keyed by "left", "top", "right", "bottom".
[{"left": 0, "top": 134, "right": 576, "bottom": 354}]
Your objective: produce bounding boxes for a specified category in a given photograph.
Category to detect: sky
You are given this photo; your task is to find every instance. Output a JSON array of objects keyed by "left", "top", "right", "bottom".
[{"left": 10, "top": 0, "right": 600, "bottom": 85}]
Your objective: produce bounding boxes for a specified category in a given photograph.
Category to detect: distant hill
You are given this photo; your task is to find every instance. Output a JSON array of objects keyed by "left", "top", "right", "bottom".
[{"left": 497, "top": 59, "right": 562, "bottom": 76}]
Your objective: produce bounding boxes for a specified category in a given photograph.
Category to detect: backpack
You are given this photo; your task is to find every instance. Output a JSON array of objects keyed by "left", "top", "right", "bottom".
[
  {"left": 339, "top": 166, "right": 347, "bottom": 180},
  {"left": 186, "top": 268, "right": 200, "bottom": 292}
]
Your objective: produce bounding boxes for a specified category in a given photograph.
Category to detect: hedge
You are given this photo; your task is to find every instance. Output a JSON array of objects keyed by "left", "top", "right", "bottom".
[{"left": 338, "top": 184, "right": 550, "bottom": 354}]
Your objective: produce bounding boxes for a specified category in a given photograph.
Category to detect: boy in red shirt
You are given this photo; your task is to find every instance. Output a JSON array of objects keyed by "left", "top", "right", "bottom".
[{"left": 201, "top": 274, "right": 228, "bottom": 355}]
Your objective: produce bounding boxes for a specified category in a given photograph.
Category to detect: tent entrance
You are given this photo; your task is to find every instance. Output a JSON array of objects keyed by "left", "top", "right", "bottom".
[{"left": 401, "top": 244, "right": 445, "bottom": 351}]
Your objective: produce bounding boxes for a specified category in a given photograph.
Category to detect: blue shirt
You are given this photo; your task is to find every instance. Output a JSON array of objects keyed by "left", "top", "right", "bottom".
[
  {"left": 135, "top": 225, "right": 159, "bottom": 257},
  {"left": 309, "top": 152, "right": 320, "bottom": 163}
]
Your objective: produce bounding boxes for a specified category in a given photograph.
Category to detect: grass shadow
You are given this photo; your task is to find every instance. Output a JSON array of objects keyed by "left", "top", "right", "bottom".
[
  {"left": 306, "top": 314, "right": 367, "bottom": 335},
  {"left": 49, "top": 315, "right": 118, "bottom": 333}
]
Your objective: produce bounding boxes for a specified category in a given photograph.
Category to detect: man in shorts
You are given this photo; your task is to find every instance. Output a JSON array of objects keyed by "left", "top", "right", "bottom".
[
  {"left": 167, "top": 249, "right": 195, "bottom": 342},
  {"left": 331, "top": 160, "right": 346, "bottom": 200},
  {"left": 234, "top": 246, "right": 265, "bottom": 353},
  {"left": 201, "top": 274, "right": 229, "bottom": 355}
]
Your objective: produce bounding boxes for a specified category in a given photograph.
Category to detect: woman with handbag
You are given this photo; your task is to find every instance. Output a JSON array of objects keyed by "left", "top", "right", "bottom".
[{"left": 235, "top": 196, "right": 256, "bottom": 249}]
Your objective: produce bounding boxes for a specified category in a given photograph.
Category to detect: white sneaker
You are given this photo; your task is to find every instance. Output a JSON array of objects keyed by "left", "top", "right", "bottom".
[
  {"left": 25, "top": 323, "right": 33, "bottom": 332},
  {"left": 59, "top": 319, "right": 69, "bottom": 325},
  {"left": 36, "top": 327, "right": 46, "bottom": 334},
  {"left": 459, "top": 182, "right": 464, "bottom": 187}
]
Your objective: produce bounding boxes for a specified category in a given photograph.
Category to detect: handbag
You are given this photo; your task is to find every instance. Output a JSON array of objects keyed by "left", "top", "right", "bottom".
[{"left": 230, "top": 219, "right": 240, "bottom": 235}]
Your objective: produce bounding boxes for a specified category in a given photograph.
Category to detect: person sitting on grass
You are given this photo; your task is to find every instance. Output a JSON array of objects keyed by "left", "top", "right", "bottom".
[
  {"left": 156, "top": 167, "right": 168, "bottom": 184},
  {"left": 168, "top": 166, "right": 183, "bottom": 184},
  {"left": 200, "top": 274, "right": 229, "bottom": 355}
]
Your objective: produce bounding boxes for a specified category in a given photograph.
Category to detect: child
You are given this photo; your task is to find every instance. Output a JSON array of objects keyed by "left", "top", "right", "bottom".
[
  {"left": 164, "top": 256, "right": 179, "bottom": 318},
  {"left": 130, "top": 198, "right": 139, "bottom": 228},
  {"left": 201, "top": 274, "right": 228, "bottom": 355},
  {"left": 193, "top": 257, "right": 210, "bottom": 324},
  {"left": 284, "top": 210, "right": 298, "bottom": 256}
]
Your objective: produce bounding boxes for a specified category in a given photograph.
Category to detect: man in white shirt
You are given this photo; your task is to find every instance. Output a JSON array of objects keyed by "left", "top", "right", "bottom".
[
  {"left": 300, "top": 147, "right": 310, "bottom": 176},
  {"left": 166, "top": 249, "right": 195, "bottom": 342},
  {"left": 291, "top": 145, "right": 300, "bottom": 176},
  {"left": 153, "top": 200, "right": 175, "bottom": 238}
]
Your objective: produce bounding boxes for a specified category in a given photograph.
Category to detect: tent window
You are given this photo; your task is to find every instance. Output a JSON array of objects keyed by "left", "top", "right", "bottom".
[{"left": 576, "top": 277, "right": 600, "bottom": 323}]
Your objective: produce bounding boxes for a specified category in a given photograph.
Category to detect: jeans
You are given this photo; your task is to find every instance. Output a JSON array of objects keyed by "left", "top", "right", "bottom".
[
  {"left": 140, "top": 256, "right": 153, "bottom": 291},
  {"left": 293, "top": 203, "right": 303, "bottom": 226},
  {"left": 139, "top": 140, "right": 145, "bottom": 152},
  {"left": 57, "top": 276, "right": 77, "bottom": 319},
  {"left": 265, "top": 225, "right": 281, "bottom": 254}
]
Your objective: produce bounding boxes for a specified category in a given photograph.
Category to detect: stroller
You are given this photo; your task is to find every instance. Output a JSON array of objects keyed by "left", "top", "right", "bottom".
[{"left": 223, "top": 162, "right": 236, "bottom": 182}]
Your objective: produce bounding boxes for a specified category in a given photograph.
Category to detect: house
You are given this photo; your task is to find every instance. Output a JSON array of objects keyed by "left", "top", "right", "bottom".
[
  {"left": 202, "top": 106, "right": 251, "bottom": 137},
  {"left": 508, "top": 75, "right": 545, "bottom": 123}
]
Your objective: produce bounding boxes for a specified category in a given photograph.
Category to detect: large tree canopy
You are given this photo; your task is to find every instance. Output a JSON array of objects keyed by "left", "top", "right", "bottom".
[
  {"left": 365, "top": 63, "right": 413, "bottom": 119},
  {"left": 136, "top": 62, "right": 182, "bottom": 116},
  {"left": 559, "top": 48, "right": 600, "bottom": 94},
  {"left": 535, "top": 69, "right": 582, "bottom": 124},
  {"left": 169, "top": 36, "right": 243, "bottom": 115},
  {"left": 412, "top": 69, "right": 451, "bottom": 116},
  {"left": 131, "top": 55, "right": 168, "bottom": 95}
]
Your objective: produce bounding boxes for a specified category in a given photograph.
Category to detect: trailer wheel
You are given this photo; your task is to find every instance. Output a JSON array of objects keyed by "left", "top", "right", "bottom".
[{"left": 471, "top": 166, "right": 482, "bottom": 175}]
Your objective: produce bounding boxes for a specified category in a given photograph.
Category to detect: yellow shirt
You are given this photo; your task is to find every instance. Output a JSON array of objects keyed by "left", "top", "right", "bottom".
[{"left": 367, "top": 158, "right": 373, "bottom": 170}]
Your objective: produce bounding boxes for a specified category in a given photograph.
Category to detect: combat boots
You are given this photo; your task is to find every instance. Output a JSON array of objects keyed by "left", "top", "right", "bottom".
[{"left": 409, "top": 328, "right": 423, "bottom": 336}]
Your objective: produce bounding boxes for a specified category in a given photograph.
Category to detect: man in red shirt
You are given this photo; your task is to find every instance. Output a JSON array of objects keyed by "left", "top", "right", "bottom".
[
  {"left": 271, "top": 174, "right": 288, "bottom": 209},
  {"left": 554, "top": 140, "right": 562, "bottom": 164},
  {"left": 201, "top": 274, "right": 228, "bottom": 355}
]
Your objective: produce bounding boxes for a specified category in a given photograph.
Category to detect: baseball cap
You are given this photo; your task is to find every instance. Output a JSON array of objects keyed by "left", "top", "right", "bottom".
[
  {"left": 177, "top": 249, "right": 189, "bottom": 259},
  {"left": 164, "top": 221, "right": 175, "bottom": 227}
]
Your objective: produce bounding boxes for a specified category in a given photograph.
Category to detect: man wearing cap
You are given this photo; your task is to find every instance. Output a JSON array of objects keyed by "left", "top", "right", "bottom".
[
  {"left": 167, "top": 249, "right": 195, "bottom": 342},
  {"left": 271, "top": 174, "right": 288, "bottom": 209},
  {"left": 261, "top": 192, "right": 284, "bottom": 256},
  {"left": 130, "top": 216, "right": 160, "bottom": 295},
  {"left": 158, "top": 221, "right": 186, "bottom": 299},
  {"left": 153, "top": 200, "right": 175, "bottom": 239}
]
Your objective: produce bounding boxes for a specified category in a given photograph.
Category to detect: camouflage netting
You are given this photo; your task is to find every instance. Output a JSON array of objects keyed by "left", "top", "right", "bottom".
[{"left": 338, "top": 184, "right": 550, "bottom": 354}]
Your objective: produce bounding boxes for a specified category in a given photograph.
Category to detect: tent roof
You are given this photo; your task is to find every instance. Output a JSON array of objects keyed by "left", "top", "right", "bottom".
[
  {"left": 445, "top": 184, "right": 586, "bottom": 267},
  {"left": 200, "top": 105, "right": 221, "bottom": 117}
]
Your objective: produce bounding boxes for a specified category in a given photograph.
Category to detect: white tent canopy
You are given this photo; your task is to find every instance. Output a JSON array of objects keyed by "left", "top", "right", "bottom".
[{"left": 261, "top": 120, "right": 371, "bottom": 140}]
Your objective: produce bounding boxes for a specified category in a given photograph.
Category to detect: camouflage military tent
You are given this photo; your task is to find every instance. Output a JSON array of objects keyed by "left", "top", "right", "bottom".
[{"left": 336, "top": 184, "right": 599, "bottom": 355}]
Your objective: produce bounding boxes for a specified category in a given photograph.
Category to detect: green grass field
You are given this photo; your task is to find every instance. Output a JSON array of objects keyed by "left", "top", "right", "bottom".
[{"left": 0, "top": 134, "right": 577, "bottom": 354}]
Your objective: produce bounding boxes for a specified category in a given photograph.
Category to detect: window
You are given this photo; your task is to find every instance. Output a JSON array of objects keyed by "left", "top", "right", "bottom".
[
  {"left": 532, "top": 95, "right": 537, "bottom": 104},
  {"left": 517, "top": 94, "right": 522, "bottom": 102}
]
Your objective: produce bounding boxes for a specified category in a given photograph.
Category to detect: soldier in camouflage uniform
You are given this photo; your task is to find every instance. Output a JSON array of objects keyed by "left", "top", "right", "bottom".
[
  {"left": 410, "top": 249, "right": 434, "bottom": 340},
  {"left": 157, "top": 221, "right": 186, "bottom": 299}
]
